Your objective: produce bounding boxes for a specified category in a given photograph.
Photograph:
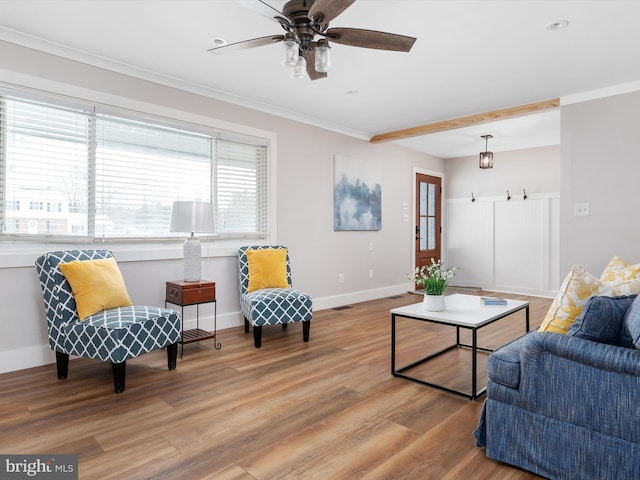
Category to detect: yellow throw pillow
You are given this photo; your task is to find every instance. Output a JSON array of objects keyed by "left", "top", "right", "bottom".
[
  {"left": 600, "top": 256, "right": 640, "bottom": 295},
  {"left": 539, "top": 265, "right": 612, "bottom": 334},
  {"left": 59, "top": 257, "right": 133, "bottom": 320},
  {"left": 246, "top": 248, "right": 289, "bottom": 292},
  {"left": 600, "top": 256, "right": 629, "bottom": 283}
]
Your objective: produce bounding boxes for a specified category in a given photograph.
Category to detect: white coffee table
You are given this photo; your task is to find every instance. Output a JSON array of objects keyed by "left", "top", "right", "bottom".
[{"left": 390, "top": 293, "right": 529, "bottom": 399}]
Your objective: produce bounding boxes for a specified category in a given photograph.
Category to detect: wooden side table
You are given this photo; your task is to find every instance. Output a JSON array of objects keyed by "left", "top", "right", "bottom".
[{"left": 165, "top": 280, "right": 221, "bottom": 357}]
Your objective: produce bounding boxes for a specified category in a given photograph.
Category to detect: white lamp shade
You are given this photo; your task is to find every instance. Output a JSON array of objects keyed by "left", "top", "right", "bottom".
[{"left": 170, "top": 201, "right": 214, "bottom": 234}]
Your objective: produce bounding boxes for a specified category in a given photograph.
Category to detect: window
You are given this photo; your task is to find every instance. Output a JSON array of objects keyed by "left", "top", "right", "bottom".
[
  {"left": 0, "top": 93, "right": 269, "bottom": 241},
  {"left": 215, "top": 139, "right": 268, "bottom": 234},
  {"left": 46, "top": 202, "right": 61, "bottom": 212}
]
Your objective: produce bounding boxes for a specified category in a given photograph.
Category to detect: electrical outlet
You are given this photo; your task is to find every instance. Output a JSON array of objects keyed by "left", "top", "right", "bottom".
[
  {"left": 369, "top": 269, "right": 374, "bottom": 279},
  {"left": 574, "top": 202, "right": 591, "bottom": 217},
  {"left": 338, "top": 273, "right": 344, "bottom": 284}
]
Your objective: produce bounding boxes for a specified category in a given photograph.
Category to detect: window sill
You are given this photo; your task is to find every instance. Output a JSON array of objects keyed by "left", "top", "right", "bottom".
[{"left": 0, "top": 238, "right": 265, "bottom": 269}]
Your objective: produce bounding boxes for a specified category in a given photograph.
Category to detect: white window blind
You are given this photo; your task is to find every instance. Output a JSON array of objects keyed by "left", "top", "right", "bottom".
[
  {"left": 95, "top": 115, "right": 212, "bottom": 238},
  {"left": 214, "top": 138, "right": 268, "bottom": 236},
  {"left": 1, "top": 96, "right": 89, "bottom": 236},
  {"left": 0, "top": 91, "right": 270, "bottom": 241}
]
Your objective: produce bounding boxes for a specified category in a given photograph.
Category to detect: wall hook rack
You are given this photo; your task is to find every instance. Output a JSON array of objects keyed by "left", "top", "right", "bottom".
[
  {"left": 507, "top": 190, "right": 511, "bottom": 201},
  {"left": 471, "top": 193, "right": 476, "bottom": 203},
  {"left": 523, "top": 188, "right": 528, "bottom": 200}
]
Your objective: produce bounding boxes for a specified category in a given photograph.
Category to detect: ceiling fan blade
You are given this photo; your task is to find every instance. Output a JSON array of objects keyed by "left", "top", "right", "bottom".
[
  {"left": 305, "top": 49, "right": 328, "bottom": 80},
  {"left": 207, "top": 35, "right": 284, "bottom": 54},
  {"left": 308, "top": 0, "right": 356, "bottom": 24},
  {"left": 234, "top": 0, "right": 291, "bottom": 27},
  {"left": 326, "top": 28, "right": 416, "bottom": 52}
]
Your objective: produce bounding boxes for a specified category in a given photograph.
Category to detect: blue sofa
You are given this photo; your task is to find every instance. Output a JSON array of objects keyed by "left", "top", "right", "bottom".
[{"left": 474, "top": 294, "right": 640, "bottom": 479}]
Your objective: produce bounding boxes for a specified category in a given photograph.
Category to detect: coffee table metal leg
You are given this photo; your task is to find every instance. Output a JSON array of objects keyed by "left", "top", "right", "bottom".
[
  {"left": 472, "top": 328, "right": 477, "bottom": 399},
  {"left": 391, "top": 314, "right": 396, "bottom": 374}
]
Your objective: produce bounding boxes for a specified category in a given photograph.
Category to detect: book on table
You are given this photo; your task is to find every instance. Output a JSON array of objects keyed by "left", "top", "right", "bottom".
[{"left": 481, "top": 296, "right": 508, "bottom": 306}]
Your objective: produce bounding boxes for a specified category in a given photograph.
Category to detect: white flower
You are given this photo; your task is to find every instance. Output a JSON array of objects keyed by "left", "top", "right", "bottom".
[{"left": 408, "top": 258, "right": 457, "bottom": 295}]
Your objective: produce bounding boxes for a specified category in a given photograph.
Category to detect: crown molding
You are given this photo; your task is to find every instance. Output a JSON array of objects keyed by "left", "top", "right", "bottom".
[
  {"left": 0, "top": 28, "right": 370, "bottom": 141},
  {"left": 560, "top": 80, "right": 640, "bottom": 106}
]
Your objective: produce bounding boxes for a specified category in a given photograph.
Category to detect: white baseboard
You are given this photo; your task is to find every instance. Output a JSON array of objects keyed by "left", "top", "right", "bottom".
[
  {"left": 181, "top": 283, "right": 411, "bottom": 330},
  {"left": 0, "top": 344, "right": 57, "bottom": 374},
  {"left": 180, "top": 310, "right": 244, "bottom": 332},
  {"left": 311, "top": 284, "right": 410, "bottom": 311},
  {"left": 448, "top": 281, "right": 555, "bottom": 299},
  {"left": 1, "top": 284, "right": 411, "bottom": 374}
]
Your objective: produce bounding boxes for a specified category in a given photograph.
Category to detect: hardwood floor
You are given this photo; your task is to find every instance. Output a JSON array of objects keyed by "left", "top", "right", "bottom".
[{"left": 0, "top": 291, "right": 551, "bottom": 479}]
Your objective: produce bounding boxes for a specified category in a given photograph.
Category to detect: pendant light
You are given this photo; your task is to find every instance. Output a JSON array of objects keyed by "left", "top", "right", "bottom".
[{"left": 479, "top": 134, "right": 494, "bottom": 169}]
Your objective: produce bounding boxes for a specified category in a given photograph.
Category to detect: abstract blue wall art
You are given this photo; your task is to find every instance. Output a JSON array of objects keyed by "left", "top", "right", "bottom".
[{"left": 333, "top": 155, "right": 382, "bottom": 231}]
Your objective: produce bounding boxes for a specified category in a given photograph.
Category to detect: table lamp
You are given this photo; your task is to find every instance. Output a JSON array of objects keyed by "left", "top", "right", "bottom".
[{"left": 170, "top": 201, "right": 214, "bottom": 282}]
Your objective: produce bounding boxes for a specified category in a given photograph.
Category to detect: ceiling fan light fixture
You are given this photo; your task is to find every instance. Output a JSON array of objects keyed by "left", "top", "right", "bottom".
[
  {"left": 282, "top": 34, "right": 299, "bottom": 67},
  {"left": 290, "top": 55, "right": 307, "bottom": 80},
  {"left": 315, "top": 39, "right": 332, "bottom": 73},
  {"left": 216, "top": 1, "right": 416, "bottom": 81},
  {"left": 479, "top": 134, "right": 494, "bottom": 169}
]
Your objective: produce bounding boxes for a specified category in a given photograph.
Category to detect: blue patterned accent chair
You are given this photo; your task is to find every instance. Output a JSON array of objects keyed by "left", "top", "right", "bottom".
[
  {"left": 238, "top": 245, "right": 312, "bottom": 348},
  {"left": 35, "top": 250, "right": 181, "bottom": 393},
  {"left": 474, "top": 294, "right": 640, "bottom": 479}
]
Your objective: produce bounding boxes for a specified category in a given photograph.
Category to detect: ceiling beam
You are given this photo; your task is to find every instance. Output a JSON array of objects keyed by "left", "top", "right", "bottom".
[{"left": 369, "top": 98, "right": 560, "bottom": 144}]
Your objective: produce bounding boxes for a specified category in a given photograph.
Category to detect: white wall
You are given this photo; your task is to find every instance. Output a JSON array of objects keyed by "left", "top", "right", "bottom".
[
  {"left": 560, "top": 90, "right": 640, "bottom": 275},
  {"left": 445, "top": 194, "right": 560, "bottom": 297},
  {"left": 0, "top": 41, "right": 442, "bottom": 373},
  {"left": 443, "top": 145, "right": 561, "bottom": 296},
  {"left": 444, "top": 145, "right": 561, "bottom": 199}
]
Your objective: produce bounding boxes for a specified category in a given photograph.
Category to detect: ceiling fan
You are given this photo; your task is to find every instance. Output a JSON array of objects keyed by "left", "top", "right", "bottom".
[{"left": 208, "top": 0, "right": 417, "bottom": 80}]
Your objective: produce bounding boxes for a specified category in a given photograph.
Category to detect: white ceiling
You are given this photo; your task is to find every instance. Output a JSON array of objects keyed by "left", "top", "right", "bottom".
[{"left": 1, "top": 1, "right": 639, "bottom": 159}]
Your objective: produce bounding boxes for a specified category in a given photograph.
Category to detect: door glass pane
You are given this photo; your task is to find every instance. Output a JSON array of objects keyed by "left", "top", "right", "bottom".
[
  {"left": 420, "top": 182, "right": 427, "bottom": 216},
  {"left": 420, "top": 217, "right": 427, "bottom": 250},
  {"left": 428, "top": 217, "right": 435, "bottom": 250},
  {"left": 428, "top": 183, "right": 435, "bottom": 216}
]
